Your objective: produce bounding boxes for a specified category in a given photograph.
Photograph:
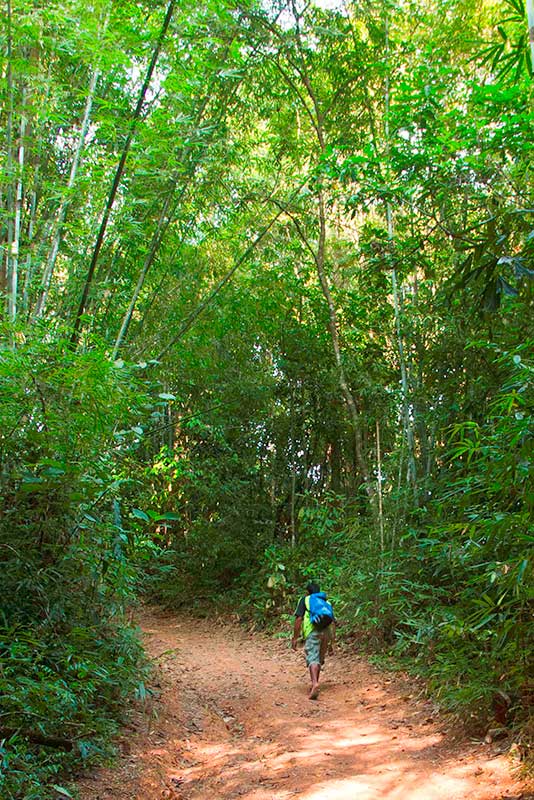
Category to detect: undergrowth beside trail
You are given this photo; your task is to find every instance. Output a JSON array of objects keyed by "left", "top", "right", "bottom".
[{"left": 0, "top": 335, "right": 149, "bottom": 800}]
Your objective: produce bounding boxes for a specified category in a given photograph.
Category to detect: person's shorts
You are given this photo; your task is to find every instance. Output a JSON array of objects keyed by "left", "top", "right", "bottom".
[{"left": 304, "top": 628, "right": 331, "bottom": 667}]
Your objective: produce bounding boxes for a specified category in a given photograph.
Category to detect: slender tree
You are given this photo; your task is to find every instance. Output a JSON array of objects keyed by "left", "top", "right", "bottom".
[
  {"left": 33, "top": 13, "right": 107, "bottom": 320},
  {"left": 70, "top": 0, "right": 177, "bottom": 348}
]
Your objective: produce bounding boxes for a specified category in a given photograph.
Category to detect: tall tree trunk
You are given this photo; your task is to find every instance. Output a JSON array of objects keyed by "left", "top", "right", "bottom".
[
  {"left": 33, "top": 64, "right": 101, "bottom": 318},
  {"left": 4, "top": 0, "right": 15, "bottom": 316},
  {"left": 19, "top": 50, "right": 45, "bottom": 317},
  {"left": 154, "top": 187, "right": 306, "bottom": 361},
  {"left": 70, "top": 0, "right": 176, "bottom": 348},
  {"left": 285, "top": 3, "right": 372, "bottom": 496},
  {"left": 111, "top": 185, "right": 176, "bottom": 359},
  {"left": 22, "top": 178, "right": 38, "bottom": 315},
  {"left": 314, "top": 191, "right": 371, "bottom": 494},
  {"left": 9, "top": 89, "right": 27, "bottom": 323},
  {"left": 289, "top": 377, "right": 297, "bottom": 548},
  {"left": 376, "top": 420, "right": 385, "bottom": 553},
  {"left": 390, "top": 228, "right": 417, "bottom": 495},
  {"left": 384, "top": 10, "right": 417, "bottom": 499},
  {"left": 111, "top": 29, "right": 254, "bottom": 359}
]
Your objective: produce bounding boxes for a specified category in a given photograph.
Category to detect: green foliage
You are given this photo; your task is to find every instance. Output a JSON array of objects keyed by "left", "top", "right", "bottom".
[
  {"left": 0, "top": 620, "right": 144, "bottom": 800},
  {"left": 480, "top": 0, "right": 533, "bottom": 81},
  {"left": 2, "top": 0, "right": 534, "bottom": 783},
  {"left": 325, "top": 343, "right": 533, "bottom": 722},
  {"left": 0, "top": 326, "right": 148, "bottom": 798},
  {"left": 133, "top": 424, "right": 276, "bottom": 607}
]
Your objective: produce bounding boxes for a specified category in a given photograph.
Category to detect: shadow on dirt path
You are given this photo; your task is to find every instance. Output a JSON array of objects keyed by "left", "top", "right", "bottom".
[{"left": 76, "top": 608, "right": 530, "bottom": 800}]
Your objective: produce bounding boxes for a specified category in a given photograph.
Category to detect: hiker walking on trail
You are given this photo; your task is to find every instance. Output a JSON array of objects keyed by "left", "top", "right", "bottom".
[{"left": 291, "top": 581, "right": 335, "bottom": 700}]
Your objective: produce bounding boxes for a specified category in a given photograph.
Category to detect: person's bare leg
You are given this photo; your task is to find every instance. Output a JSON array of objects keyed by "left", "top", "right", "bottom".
[{"left": 309, "top": 663, "right": 321, "bottom": 699}]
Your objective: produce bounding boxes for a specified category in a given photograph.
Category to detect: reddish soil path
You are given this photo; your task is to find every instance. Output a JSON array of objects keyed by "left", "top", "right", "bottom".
[{"left": 77, "top": 608, "right": 529, "bottom": 800}]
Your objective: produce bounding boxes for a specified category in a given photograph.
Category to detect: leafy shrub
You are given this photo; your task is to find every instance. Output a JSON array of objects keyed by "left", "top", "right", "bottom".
[{"left": 0, "top": 328, "right": 148, "bottom": 798}]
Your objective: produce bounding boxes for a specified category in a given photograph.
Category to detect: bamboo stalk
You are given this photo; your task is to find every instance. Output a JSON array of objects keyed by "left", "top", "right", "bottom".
[
  {"left": 70, "top": 0, "right": 177, "bottom": 348},
  {"left": 4, "top": 0, "right": 15, "bottom": 317},
  {"left": 33, "top": 66, "right": 100, "bottom": 318},
  {"left": 384, "top": 9, "right": 417, "bottom": 498},
  {"left": 155, "top": 191, "right": 301, "bottom": 361},
  {"left": 111, "top": 27, "right": 259, "bottom": 359},
  {"left": 285, "top": 3, "right": 372, "bottom": 496},
  {"left": 111, "top": 188, "right": 174, "bottom": 359},
  {"left": 376, "top": 419, "right": 385, "bottom": 553},
  {"left": 9, "top": 89, "right": 28, "bottom": 322},
  {"left": 22, "top": 176, "right": 38, "bottom": 315},
  {"left": 313, "top": 191, "right": 371, "bottom": 493}
]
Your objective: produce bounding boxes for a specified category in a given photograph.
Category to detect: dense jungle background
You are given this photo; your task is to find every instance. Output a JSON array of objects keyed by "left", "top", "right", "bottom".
[{"left": 1, "top": 0, "right": 533, "bottom": 796}]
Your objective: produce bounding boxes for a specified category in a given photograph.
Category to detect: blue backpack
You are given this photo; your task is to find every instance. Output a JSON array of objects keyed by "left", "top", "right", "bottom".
[{"left": 308, "top": 592, "right": 334, "bottom": 630}]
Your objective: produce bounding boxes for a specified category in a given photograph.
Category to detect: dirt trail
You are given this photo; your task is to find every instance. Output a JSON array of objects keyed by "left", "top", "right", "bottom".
[{"left": 77, "top": 608, "right": 529, "bottom": 800}]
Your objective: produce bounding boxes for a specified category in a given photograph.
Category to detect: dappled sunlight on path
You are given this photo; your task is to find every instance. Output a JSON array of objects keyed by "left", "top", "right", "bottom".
[{"left": 76, "top": 609, "right": 527, "bottom": 800}]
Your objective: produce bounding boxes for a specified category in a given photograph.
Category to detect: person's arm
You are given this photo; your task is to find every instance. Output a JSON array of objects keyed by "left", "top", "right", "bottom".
[{"left": 292, "top": 615, "right": 303, "bottom": 650}]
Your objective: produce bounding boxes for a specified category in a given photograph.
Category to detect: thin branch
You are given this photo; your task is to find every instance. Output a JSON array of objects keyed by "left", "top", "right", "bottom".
[{"left": 155, "top": 179, "right": 310, "bottom": 361}]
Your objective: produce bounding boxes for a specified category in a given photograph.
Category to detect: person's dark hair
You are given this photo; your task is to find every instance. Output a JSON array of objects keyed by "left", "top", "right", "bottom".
[{"left": 306, "top": 581, "right": 320, "bottom": 594}]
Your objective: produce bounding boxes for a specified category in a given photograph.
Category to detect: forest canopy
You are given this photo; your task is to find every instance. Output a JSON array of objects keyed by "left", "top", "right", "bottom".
[{"left": 1, "top": 0, "right": 533, "bottom": 796}]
